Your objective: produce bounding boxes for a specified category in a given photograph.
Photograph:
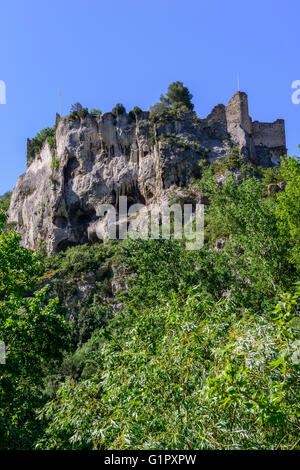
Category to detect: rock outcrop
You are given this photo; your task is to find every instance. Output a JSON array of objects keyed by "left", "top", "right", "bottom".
[{"left": 8, "top": 92, "right": 286, "bottom": 253}]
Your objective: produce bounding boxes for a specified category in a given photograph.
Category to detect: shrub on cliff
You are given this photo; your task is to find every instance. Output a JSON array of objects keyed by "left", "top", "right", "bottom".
[
  {"left": 68, "top": 108, "right": 89, "bottom": 121},
  {"left": 90, "top": 108, "right": 102, "bottom": 115},
  {"left": 0, "top": 191, "right": 12, "bottom": 212},
  {"left": 70, "top": 102, "right": 83, "bottom": 113},
  {"left": 46, "top": 243, "right": 116, "bottom": 278},
  {"left": 27, "top": 126, "right": 56, "bottom": 162},
  {"left": 150, "top": 82, "right": 194, "bottom": 123},
  {"left": 275, "top": 155, "right": 300, "bottom": 268},
  {"left": 112, "top": 103, "right": 126, "bottom": 117},
  {"left": 50, "top": 156, "right": 59, "bottom": 170},
  {"left": 166, "top": 81, "right": 194, "bottom": 111},
  {"left": 128, "top": 106, "right": 142, "bottom": 123}
]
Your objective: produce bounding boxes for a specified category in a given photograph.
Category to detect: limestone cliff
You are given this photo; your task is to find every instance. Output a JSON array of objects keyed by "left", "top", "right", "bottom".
[{"left": 8, "top": 92, "right": 286, "bottom": 253}]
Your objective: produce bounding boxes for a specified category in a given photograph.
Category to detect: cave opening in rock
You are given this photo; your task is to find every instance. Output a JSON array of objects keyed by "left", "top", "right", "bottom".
[{"left": 68, "top": 203, "right": 96, "bottom": 227}]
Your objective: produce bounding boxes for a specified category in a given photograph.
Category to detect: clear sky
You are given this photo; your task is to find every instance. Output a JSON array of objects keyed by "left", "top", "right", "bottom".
[{"left": 0, "top": 0, "right": 299, "bottom": 194}]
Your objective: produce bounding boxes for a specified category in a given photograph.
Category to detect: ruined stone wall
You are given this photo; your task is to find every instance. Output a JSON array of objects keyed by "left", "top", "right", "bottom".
[
  {"left": 252, "top": 120, "right": 286, "bottom": 148},
  {"left": 206, "top": 104, "right": 228, "bottom": 140},
  {"left": 225, "top": 92, "right": 252, "bottom": 134}
]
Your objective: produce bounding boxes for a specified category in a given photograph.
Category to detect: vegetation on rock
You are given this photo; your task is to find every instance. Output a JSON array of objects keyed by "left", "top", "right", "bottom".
[
  {"left": 27, "top": 126, "right": 56, "bottom": 162},
  {"left": 2, "top": 81, "right": 299, "bottom": 449},
  {"left": 0, "top": 192, "right": 12, "bottom": 212},
  {"left": 2, "top": 151, "right": 299, "bottom": 449}
]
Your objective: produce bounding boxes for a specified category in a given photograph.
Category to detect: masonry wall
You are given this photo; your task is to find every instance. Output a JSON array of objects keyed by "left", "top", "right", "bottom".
[
  {"left": 252, "top": 120, "right": 286, "bottom": 148},
  {"left": 225, "top": 91, "right": 252, "bottom": 134}
]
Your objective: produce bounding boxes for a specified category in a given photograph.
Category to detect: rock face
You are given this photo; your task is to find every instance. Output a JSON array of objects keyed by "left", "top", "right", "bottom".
[{"left": 8, "top": 91, "right": 286, "bottom": 254}]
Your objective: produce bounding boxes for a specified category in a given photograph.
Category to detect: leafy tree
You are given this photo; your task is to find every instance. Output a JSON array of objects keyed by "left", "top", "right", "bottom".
[
  {"left": 112, "top": 103, "right": 126, "bottom": 117},
  {"left": 27, "top": 127, "right": 56, "bottom": 162},
  {"left": 128, "top": 106, "right": 143, "bottom": 123},
  {"left": 196, "top": 172, "right": 296, "bottom": 309},
  {"left": 68, "top": 107, "right": 89, "bottom": 120},
  {"left": 46, "top": 243, "right": 115, "bottom": 277},
  {"left": 4, "top": 138, "right": 300, "bottom": 450},
  {"left": 150, "top": 82, "right": 194, "bottom": 122},
  {"left": 0, "top": 212, "right": 69, "bottom": 448},
  {"left": 132, "top": 106, "right": 142, "bottom": 115},
  {"left": 70, "top": 102, "right": 83, "bottom": 113},
  {"left": 165, "top": 81, "right": 194, "bottom": 110},
  {"left": 90, "top": 108, "right": 102, "bottom": 115},
  {"left": 0, "top": 191, "right": 12, "bottom": 213},
  {"left": 36, "top": 282, "right": 300, "bottom": 450},
  {"left": 275, "top": 155, "right": 300, "bottom": 268}
]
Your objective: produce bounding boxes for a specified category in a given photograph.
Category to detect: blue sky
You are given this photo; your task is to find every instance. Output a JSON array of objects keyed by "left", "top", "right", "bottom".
[{"left": 0, "top": 0, "right": 299, "bottom": 194}]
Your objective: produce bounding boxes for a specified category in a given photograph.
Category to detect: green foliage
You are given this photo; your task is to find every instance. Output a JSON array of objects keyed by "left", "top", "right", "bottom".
[
  {"left": 165, "top": 81, "right": 194, "bottom": 111},
  {"left": 42, "top": 243, "right": 119, "bottom": 350},
  {"left": 46, "top": 243, "right": 116, "bottom": 278},
  {"left": 36, "top": 282, "right": 300, "bottom": 450},
  {"left": 208, "top": 145, "right": 245, "bottom": 175},
  {"left": 0, "top": 191, "right": 12, "bottom": 213},
  {"left": 68, "top": 107, "right": 89, "bottom": 120},
  {"left": 0, "top": 213, "right": 69, "bottom": 448},
  {"left": 150, "top": 81, "right": 194, "bottom": 123},
  {"left": 70, "top": 294, "right": 111, "bottom": 347},
  {"left": 70, "top": 102, "right": 83, "bottom": 113},
  {"left": 118, "top": 239, "right": 197, "bottom": 310},
  {"left": 50, "top": 156, "right": 60, "bottom": 170},
  {"left": 128, "top": 106, "right": 143, "bottom": 123},
  {"left": 149, "top": 98, "right": 170, "bottom": 122},
  {"left": 198, "top": 174, "right": 295, "bottom": 308},
  {"left": 90, "top": 108, "right": 102, "bottom": 115},
  {"left": 275, "top": 156, "right": 300, "bottom": 268},
  {"left": 220, "top": 145, "right": 242, "bottom": 170},
  {"left": 132, "top": 106, "right": 142, "bottom": 115},
  {"left": 158, "top": 132, "right": 203, "bottom": 154},
  {"left": 259, "top": 165, "right": 284, "bottom": 185},
  {"left": 112, "top": 103, "right": 126, "bottom": 117},
  {"left": 3, "top": 147, "right": 300, "bottom": 450},
  {"left": 27, "top": 126, "right": 56, "bottom": 162}
]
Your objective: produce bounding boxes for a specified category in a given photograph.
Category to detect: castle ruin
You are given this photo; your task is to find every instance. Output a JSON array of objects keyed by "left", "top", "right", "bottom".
[
  {"left": 8, "top": 89, "right": 287, "bottom": 253},
  {"left": 225, "top": 92, "right": 286, "bottom": 165}
]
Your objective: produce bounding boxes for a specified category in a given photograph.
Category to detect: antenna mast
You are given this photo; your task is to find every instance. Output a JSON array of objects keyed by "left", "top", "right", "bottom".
[{"left": 59, "top": 89, "right": 62, "bottom": 116}]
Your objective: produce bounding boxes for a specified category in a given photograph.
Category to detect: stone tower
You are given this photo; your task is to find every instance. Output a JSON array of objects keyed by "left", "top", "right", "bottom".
[{"left": 226, "top": 91, "right": 252, "bottom": 134}]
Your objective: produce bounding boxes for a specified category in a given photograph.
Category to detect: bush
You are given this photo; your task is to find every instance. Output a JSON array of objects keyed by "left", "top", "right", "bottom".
[
  {"left": 128, "top": 106, "right": 142, "bottom": 123},
  {"left": 68, "top": 107, "right": 89, "bottom": 121},
  {"left": 46, "top": 243, "right": 116, "bottom": 278},
  {"left": 37, "top": 281, "right": 300, "bottom": 450},
  {"left": 112, "top": 103, "right": 126, "bottom": 117},
  {"left": 0, "top": 215, "right": 69, "bottom": 449},
  {"left": 90, "top": 108, "right": 102, "bottom": 115},
  {"left": 0, "top": 191, "right": 12, "bottom": 212},
  {"left": 70, "top": 102, "right": 83, "bottom": 113},
  {"left": 166, "top": 81, "right": 194, "bottom": 111},
  {"left": 71, "top": 295, "right": 110, "bottom": 347},
  {"left": 275, "top": 156, "right": 300, "bottom": 268},
  {"left": 7, "top": 146, "right": 300, "bottom": 450},
  {"left": 150, "top": 82, "right": 194, "bottom": 123},
  {"left": 50, "top": 156, "right": 59, "bottom": 170},
  {"left": 259, "top": 166, "right": 284, "bottom": 185},
  {"left": 27, "top": 127, "right": 56, "bottom": 162}
]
